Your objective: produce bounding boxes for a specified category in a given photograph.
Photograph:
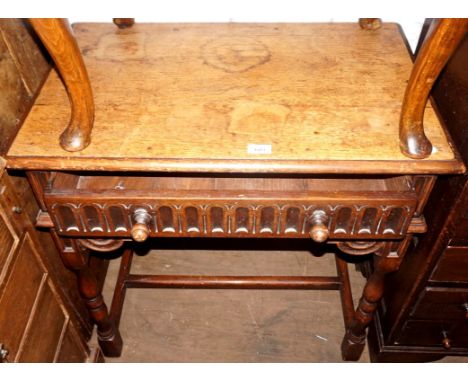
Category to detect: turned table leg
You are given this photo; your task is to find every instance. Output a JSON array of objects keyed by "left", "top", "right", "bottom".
[
  {"left": 341, "top": 241, "right": 407, "bottom": 361},
  {"left": 50, "top": 231, "right": 123, "bottom": 357},
  {"left": 29, "top": 18, "right": 94, "bottom": 152},
  {"left": 399, "top": 18, "right": 467, "bottom": 159}
]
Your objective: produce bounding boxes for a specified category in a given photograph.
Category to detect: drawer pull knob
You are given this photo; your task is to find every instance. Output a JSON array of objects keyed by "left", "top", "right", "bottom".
[
  {"left": 309, "top": 210, "right": 329, "bottom": 243},
  {"left": 441, "top": 331, "right": 451, "bottom": 350},
  {"left": 131, "top": 208, "right": 151, "bottom": 242}
]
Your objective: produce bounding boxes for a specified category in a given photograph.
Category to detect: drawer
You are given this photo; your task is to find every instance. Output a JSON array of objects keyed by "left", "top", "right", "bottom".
[
  {"left": 452, "top": 207, "right": 468, "bottom": 240},
  {"left": 396, "top": 320, "right": 468, "bottom": 349},
  {"left": 43, "top": 173, "right": 417, "bottom": 241},
  {"left": 430, "top": 246, "right": 468, "bottom": 283},
  {"left": 410, "top": 287, "right": 468, "bottom": 320}
]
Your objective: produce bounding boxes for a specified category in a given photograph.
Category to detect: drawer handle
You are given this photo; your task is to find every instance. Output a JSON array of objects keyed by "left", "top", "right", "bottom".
[
  {"left": 131, "top": 208, "right": 152, "bottom": 242},
  {"left": 441, "top": 331, "right": 451, "bottom": 350},
  {"left": 309, "top": 210, "right": 329, "bottom": 243}
]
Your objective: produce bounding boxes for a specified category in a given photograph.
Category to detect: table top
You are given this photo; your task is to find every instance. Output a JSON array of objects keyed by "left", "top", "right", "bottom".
[{"left": 6, "top": 23, "right": 464, "bottom": 174}]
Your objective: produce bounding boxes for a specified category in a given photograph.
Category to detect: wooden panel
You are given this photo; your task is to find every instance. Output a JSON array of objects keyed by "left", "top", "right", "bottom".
[
  {"left": 410, "top": 287, "right": 468, "bottom": 320},
  {"left": 56, "top": 324, "right": 88, "bottom": 363},
  {"left": 0, "top": 200, "right": 19, "bottom": 282},
  {"left": 0, "top": 19, "right": 49, "bottom": 156},
  {"left": 9, "top": 172, "right": 98, "bottom": 340},
  {"left": 0, "top": 19, "right": 49, "bottom": 95},
  {"left": 0, "top": 35, "right": 30, "bottom": 156},
  {"left": 17, "top": 278, "right": 67, "bottom": 362},
  {"left": 7, "top": 23, "right": 463, "bottom": 174},
  {"left": 430, "top": 246, "right": 468, "bottom": 283},
  {"left": 453, "top": 209, "right": 468, "bottom": 240},
  {"left": 0, "top": 234, "right": 46, "bottom": 360}
]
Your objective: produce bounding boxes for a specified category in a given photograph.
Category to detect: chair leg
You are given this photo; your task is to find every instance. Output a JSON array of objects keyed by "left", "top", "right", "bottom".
[
  {"left": 399, "top": 18, "right": 467, "bottom": 159},
  {"left": 29, "top": 18, "right": 94, "bottom": 152}
]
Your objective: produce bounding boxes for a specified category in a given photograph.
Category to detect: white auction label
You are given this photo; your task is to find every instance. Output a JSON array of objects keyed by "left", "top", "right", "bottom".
[{"left": 247, "top": 144, "right": 272, "bottom": 154}]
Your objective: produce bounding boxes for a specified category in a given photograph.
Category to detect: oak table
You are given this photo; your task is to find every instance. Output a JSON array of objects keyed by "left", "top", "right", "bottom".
[{"left": 6, "top": 19, "right": 467, "bottom": 361}]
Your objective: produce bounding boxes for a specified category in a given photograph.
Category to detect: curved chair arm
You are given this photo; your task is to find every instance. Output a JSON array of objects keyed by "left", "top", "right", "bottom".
[
  {"left": 399, "top": 18, "right": 467, "bottom": 159},
  {"left": 29, "top": 18, "right": 94, "bottom": 152}
]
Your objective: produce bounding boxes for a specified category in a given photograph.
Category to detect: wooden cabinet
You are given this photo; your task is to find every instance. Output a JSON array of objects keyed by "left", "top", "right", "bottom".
[
  {"left": 0, "top": 19, "right": 106, "bottom": 362},
  {"left": 0, "top": 165, "right": 90, "bottom": 362},
  {"left": 368, "top": 30, "right": 468, "bottom": 362}
]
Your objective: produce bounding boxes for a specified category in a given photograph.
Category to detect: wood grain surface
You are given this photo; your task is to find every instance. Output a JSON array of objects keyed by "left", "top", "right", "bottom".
[{"left": 7, "top": 23, "right": 463, "bottom": 174}]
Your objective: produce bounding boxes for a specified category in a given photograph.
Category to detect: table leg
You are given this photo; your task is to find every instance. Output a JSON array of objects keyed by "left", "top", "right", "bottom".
[
  {"left": 51, "top": 231, "right": 123, "bottom": 357},
  {"left": 341, "top": 240, "right": 407, "bottom": 361}
]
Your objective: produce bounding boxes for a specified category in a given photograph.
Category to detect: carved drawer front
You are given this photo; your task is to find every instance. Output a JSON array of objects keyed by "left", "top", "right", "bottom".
[
  {"left": 430, "top": 246, "right": 468, "bottom": 283},
  {"left": 44, "top": 174, "right": 417, "bottom": 240},
  {"left": 410, "top": 287, "right": 468, "bottom": 321},
  {"left": 396, "top": 320, "right": 468, "bottom": 349}
]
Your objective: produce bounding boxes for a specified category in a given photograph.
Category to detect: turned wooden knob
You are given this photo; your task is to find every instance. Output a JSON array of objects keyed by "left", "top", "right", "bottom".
[
  {"left": 131, "top": 208, "right": 151, "bottom": 242},
  {"left": 131, "top": 223, "right": 149, "bottom": 242},
  {"left": 441, "top": 331, "right": 451, "bottom": 350},
  {"left": 308, "top": 210, "right": 329, "bottom": 243}
]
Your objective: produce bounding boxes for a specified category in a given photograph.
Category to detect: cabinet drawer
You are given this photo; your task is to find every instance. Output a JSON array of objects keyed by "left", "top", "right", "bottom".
[
  {"left": 396, "top": 320, "right": 468, "bottom": 348},
  {"left": 453, "top": 208, "right": 468, "bottom": 240},
  {"left": 411, "top": 287, "right": 468, "bottom": 321},
  {"left": 44, "top": 173, "right": 417, "bottom": 240},
  {"left": 430, "top": 246, "right": 468, "bottom": 283}
]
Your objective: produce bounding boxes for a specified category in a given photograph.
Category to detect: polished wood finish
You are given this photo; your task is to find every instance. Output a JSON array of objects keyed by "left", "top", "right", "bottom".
[
  {"left": 430, "top": 247, "right": 468, "bottom": 283},
  {"left": 368, "top": 30, "right": 468, "bottom": 362},
  {"left": 29, "top": 19, "right": 94, "bottom": 152},
  {"left": 7, "top": 23, "right": 463, "bottom": 174},
  {"left": 399, "top": 19, "right": 467, "bottom": 159},
  {"left": 124, "top": 274, "right": 343, "bottom": 289}
]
